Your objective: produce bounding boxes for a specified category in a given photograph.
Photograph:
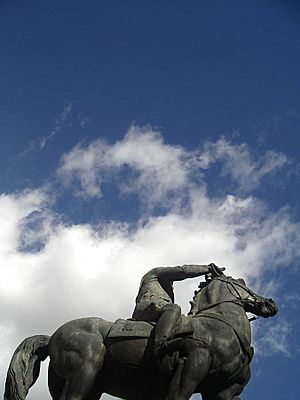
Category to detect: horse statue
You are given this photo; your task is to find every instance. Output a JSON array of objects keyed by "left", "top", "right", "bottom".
[{"left": 4, "top": 273, "right": 277, "bottom": 400}]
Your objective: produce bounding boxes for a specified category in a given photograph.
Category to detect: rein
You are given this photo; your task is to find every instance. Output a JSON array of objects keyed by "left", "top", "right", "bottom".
[
  {"left": 216, "top": 276, "right": 262, "bottom": 301},
  {"left": 190, "top": 299, "right": 245, "bottom": 315},
  {"left": 190, "top": 275, "right": 263, "bottom": 320}
]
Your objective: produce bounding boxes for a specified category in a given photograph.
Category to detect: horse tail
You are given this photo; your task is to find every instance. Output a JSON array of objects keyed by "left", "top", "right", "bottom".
[{"left": 4, "top": 335, "right": 50, "bottom": 400}]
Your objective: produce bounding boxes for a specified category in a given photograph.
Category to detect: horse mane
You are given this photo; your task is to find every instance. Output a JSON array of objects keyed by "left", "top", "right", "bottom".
[
  {"left": 188, "top": 279, "right": 211, "bottom": 315},
  {"left": 187, "top": 275, "right": 246, "bottom": 316}
]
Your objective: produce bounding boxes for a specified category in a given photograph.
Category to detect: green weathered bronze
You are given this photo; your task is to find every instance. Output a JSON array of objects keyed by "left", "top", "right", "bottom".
[{"left": 4, "top": 264, "right": 277, "bottom": 400}]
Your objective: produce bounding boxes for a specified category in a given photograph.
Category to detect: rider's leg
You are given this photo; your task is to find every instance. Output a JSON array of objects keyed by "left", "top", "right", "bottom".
[
  {"left": 165, "top": 347, "right": 211, "bottom": 400},
  {"left": 154, "top": 303, "right": 181, "bottom": 353}
]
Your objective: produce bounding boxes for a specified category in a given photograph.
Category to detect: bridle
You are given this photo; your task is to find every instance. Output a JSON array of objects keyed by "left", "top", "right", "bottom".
[
  {"left": 218, "top": 276, "right": 263, "bottom": 321},
  {"left": 190, "top": 275, "right": 263, "bottom": 320}
]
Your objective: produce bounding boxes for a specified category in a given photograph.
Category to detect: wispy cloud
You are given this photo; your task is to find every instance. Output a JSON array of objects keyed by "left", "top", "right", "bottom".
[
  {"left": 57, "top": 125, "right": 196, "bottom": 205},
  {"left": 253, "top": 318, "right": 292, "bottom": 357},
  {"left": 21, "top": 103, "right": 73, "bottom": 155},
  {"left": 77, "top": 112, "right": 91, "bottom": 128},
  {"left": 39, "top": 103, "right": 73, "bottom": 149},
  {"left": 57, "top": 128, "right": 289, "bottom": 206},
  {"left": 198, "top": 137, "right": 288, "bottom": 193}
]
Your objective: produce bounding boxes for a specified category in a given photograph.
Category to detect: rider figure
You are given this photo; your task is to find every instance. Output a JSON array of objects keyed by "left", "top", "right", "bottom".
[{"left": 132, "top": 263, "right": 224, "bottom": 357}]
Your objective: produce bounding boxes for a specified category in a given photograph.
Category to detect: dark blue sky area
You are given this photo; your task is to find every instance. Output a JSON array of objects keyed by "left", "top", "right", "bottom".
[
  {"left": 1, "top": 1, "right": 300, "bottom": 157},
  {"left": 1, "top": 0, "right": 299, "bottom": 213},
  {"left": 1, "top": 0, "right": 299, "bottom": 224}
]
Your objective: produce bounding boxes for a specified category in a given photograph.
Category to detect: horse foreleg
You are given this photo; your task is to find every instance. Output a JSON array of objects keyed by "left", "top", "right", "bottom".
[
  {"left": 165, "top": 347, "right": 211, "bottom": 400},
  {"left": 207, "top": 383, "right": 243, "bottom": 400},
  {"left": 164, "top": 357, "right": 185, "bottom": 400},
  {"left": 209, "top": 366, "right": 250, "bottom": 400}
]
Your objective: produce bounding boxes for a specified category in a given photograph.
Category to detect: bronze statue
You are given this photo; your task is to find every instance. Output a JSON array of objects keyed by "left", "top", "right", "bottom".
[{"left": 4, "top": 264, "right": 278, "bottom": 400}]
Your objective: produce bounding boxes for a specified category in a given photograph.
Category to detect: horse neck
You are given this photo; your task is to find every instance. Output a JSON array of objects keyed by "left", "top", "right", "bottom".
[
  {"left": 191, "top": 279, "right": 251, "bottom": 339},
  {"left": 192, "top": 279, "right": 247, "bottom": 317},
  {"left": 199, "top": 279, "right": 234, "bottom": 304}
]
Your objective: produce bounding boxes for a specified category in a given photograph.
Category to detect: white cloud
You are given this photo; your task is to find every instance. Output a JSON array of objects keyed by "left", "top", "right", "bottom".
[
  {"left": 1, "top": 129, "right": 299, "bottom": 399},
  {"left": 57, "top": 125, "right": 197, "bottom": 205},
  {"left": 57, "top": 128, "right": 289, "bottom": 209},
  {"left": 57, "top": 138, "right": 108, "bottom": 198},
  {"left": 0, "top": 189, "right": 46, "bottom": 253},
  {"left": 199, "top": 137, "right": 288, "bottom": 192}
]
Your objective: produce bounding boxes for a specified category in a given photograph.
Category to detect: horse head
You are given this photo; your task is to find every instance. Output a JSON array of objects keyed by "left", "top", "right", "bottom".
[
  {"left": 220, "top": 275, "right": 278, "bottom": 318},
  {"left": 189, "top": 274, "right": 278, "bottom": 318},
  {"left": 243, "top": 292, "right": 278, "bottom": 318}
]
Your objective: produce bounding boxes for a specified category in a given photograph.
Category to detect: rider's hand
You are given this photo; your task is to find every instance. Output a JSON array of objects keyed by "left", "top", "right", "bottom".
[{"left": 208, "top": 263, "right": 225, "bottom": 278}]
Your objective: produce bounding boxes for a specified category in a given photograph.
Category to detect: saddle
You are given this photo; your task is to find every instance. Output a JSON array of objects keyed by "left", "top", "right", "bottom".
[
  {"left": 108, "top": 318, "right": 155, "bottom": 338},
  {"left": 107, "top": 316, "right": 193, "bottom": 339},
  {"left": 107, "top": 317, "right": 193, "bottom": 376}
]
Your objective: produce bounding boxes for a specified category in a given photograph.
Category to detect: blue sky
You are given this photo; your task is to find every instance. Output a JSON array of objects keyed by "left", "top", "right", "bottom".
[{"left": 1, "top": 1, "right": 300, "bottom": 399}]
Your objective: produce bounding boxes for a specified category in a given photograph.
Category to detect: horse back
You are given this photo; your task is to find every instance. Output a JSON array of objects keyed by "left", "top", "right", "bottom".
[{"left": 107, "top": 318, "right": 155, "bottom": 338}]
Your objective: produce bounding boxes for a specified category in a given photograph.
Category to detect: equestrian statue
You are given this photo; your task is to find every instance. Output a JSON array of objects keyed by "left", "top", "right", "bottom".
[{"left": 4, "top": 263, "right": 278, "bottom": 400}]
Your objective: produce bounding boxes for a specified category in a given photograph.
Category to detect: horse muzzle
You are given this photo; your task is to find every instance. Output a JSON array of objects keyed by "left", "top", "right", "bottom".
[{"left": 261, "top": 298, "right": 278, "bottom": 317}]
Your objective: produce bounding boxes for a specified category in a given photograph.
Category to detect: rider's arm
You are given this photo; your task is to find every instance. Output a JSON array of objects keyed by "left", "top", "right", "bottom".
[{"left": 150, "top": 264, "right": 223, "bottom": 282}]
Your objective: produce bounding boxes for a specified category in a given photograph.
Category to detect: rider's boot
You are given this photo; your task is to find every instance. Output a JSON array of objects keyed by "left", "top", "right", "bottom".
[{"left": 153, "top": 337, "right": 183, "bottom": 357}]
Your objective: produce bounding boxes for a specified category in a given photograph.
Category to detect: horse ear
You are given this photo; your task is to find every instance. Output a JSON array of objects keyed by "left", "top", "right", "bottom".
[{"left": 237, "top": 278, "right": 246, "bottom": 286}]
